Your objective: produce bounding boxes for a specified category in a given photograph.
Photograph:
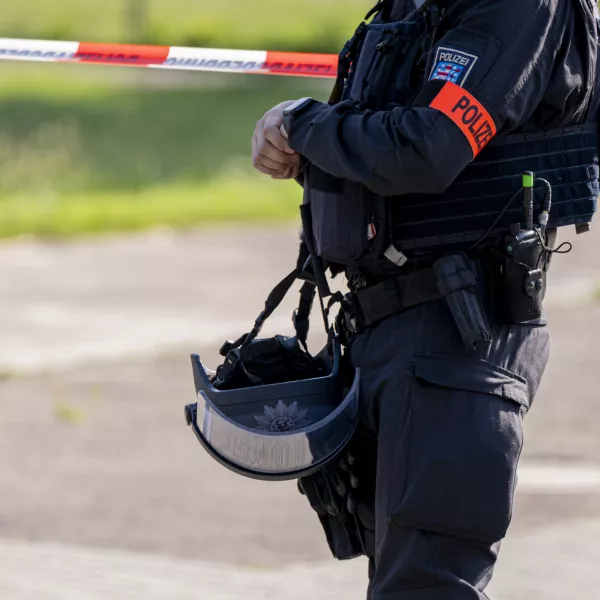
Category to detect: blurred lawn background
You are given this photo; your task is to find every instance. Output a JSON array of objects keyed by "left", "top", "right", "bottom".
[{"left": 0, "top": 0, "right": 367, "bottom": 238}]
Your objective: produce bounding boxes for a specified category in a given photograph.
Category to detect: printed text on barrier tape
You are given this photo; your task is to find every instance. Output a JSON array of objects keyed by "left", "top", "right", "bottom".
[{"left": 0, "top": 38, "right": 339, "bottom": 78}]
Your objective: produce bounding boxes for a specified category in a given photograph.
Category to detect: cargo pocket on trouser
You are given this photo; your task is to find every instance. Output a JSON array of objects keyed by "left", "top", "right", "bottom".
[{"left": 389, "top": 354, "right": 530, "bottom": 544}]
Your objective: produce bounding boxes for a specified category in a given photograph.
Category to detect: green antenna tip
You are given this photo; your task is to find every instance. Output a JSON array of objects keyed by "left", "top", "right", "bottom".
[{"left": 523, "top": 172, "right": 534, "bottom": 188}]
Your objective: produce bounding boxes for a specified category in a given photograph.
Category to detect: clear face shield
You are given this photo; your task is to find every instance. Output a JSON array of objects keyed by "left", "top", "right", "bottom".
[{"left": 185, "top": 338, "right": 360, "bottom": 481}]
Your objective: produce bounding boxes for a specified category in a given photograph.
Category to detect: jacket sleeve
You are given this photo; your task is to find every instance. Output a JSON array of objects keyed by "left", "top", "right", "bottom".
[{"left": 286, "top": 0, "right": 561, "bottom": 197}]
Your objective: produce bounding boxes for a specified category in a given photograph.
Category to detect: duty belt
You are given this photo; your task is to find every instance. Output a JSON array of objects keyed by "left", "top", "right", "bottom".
[
  {"left": 341, "top": 267, "right": 443, "bottom": 335},
  {"left": 339, "top": 252, "right": 496, "bottom": 356}
]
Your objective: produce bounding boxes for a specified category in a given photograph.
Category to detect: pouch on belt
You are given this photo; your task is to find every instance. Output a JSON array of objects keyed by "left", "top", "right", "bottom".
[{"left": 432, "top": 253, "right": 493, "bottom": 351}]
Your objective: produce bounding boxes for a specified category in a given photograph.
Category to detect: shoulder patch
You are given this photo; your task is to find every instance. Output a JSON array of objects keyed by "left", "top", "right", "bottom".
[
  {"left": 429, "top": 46, "right": 479, "bottom": 87},
  {"left": 430, "top": 82, "right": 497, "bottom": 158}
]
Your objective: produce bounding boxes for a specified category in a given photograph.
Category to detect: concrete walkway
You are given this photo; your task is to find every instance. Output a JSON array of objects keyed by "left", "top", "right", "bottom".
[
  {"left": 1, "top": 223, "right": 599, "bottom": 599},
  {"left": 0, "top": 223, "right": 597, "bottom": 375},
  {"left": 0, "top": 519, "right": 599, "bottom": 599}
]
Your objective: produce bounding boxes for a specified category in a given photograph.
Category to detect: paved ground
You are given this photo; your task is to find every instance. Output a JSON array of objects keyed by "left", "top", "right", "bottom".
[
  {"left": 1, "top": 520, "right": 599, "bottom": 600},
  {"left": 1, "top": 224, "right": 600, "bottom": 598},
  {"left": 0, "top": 223, "right": 596, "bottom": 375}
]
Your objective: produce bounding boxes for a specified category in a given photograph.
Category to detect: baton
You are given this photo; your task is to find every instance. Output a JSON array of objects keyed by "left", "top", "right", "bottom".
[{"left": 0, "top": 37, "right": 338, "bottom": 79}]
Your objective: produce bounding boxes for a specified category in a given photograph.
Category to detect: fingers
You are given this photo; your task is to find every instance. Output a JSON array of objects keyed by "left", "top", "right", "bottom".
[
  {"left": 325, "top": 465, "right": 348, "bottom": 498},
  {"left": 252, "top": 136, "right": 286, "bottom": 177},
  {"left": 252, "top": 127, "right": 299, "bottom": 177},
  {"left": 252, "top": 104, "right": 301, "bottom": 178},
  {"left": 260, "top": 149, "right": 299, "bottom": 170},
  {"left": 321, "top": 476, "right": 342, "bottom": 516},
  {"left": 254, "top": 152, "right": 299, "bottom": 178},
  {"left": 347, "top": 493, "right": 358, "bottom": 515},
  {"left": 263, "top": 117, "right": 295, "bottom": 154},
  {"left": 259, "top": 164, "right": 288, "bottom": 177},
  {"left": 257, "top": 129, "right": 298, "bottom": 164},
  {"left": 271, "top": 162, "right": 302, "bottom": 180}
]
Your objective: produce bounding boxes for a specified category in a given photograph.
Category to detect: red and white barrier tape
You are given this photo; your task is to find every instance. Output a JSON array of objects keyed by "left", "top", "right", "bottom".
[{"left": 0, "top": 38, "right": 338, "bottom": 78}]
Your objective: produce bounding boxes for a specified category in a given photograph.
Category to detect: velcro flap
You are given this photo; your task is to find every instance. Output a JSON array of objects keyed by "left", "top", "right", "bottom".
[{"left": 414, "top": 354, "right": 529, "bottom": 408}]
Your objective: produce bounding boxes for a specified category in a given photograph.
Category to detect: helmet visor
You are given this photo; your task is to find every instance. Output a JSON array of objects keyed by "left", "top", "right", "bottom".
[{"left": 187, "top": 367, "right": 360, "bottom": 481}]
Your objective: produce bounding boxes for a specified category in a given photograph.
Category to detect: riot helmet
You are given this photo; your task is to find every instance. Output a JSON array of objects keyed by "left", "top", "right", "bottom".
[{"left": 184, "top": 236, "right": 361, "bottom": 481}]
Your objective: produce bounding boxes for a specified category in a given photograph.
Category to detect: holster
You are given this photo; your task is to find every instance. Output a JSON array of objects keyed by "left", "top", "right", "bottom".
[
  {"left": 487, "top": 228, "right": 549, "bottom": 325},
  {"left": 432, "top": 253, "right": 493, "bottom": 351}
]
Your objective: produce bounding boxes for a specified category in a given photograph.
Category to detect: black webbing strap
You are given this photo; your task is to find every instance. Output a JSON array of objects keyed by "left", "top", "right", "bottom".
[
  {"left": 217, "top": 268, "right": 318, "bottom": 358},
  {"left": 240, "top": 270, "right": 304, "bottom": 349},
  {"left": 299, "top": 204, "right": 331, "bottom": 300},
  {"left": 328, "top": 22, "right": 367, "bottom": 105},
  {"left": 294, "top": 280, "right": 317, "bottom": 348},
  {"left": 365, "top": 0, "right": 392, "bottom": 21},
  {"left": 221, "top": 200, "right": 339, "bottom": 358},
  {"left": 350, "top": 267, "right": 442, "bottom": 330}
]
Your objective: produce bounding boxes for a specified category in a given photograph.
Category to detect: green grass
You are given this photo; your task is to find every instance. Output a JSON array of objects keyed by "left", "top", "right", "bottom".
[
  {"left": 0, "top": 65, "right": 312, "bottom": 192},
  {"left": 0, "top": 1, "right": 372, "bottom": 238},
  {"left": 0, "top": 176, "right": 303, "bottom": 239},
  {"left": 0, "top": 0, "right": 369, "bottom": 53},
  {"left": 0, "top": 62, "right": 328, "bottom": 237}
]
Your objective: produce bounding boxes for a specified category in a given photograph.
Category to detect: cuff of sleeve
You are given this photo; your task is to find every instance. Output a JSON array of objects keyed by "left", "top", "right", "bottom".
[
  {"left": 285, "top": 101, "right": 330, "bottom": 156},
  {"left": 294, "top": 172, "right": 305, "bottom": 188}
]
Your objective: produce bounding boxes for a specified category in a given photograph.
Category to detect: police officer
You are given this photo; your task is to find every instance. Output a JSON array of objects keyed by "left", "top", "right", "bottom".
[{"left": 251, "top": 0, "right": 600, "bottom": 598}]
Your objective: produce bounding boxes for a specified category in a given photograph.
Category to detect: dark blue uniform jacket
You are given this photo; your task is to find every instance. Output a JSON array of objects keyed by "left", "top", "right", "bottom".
[{"left": 287, "top": 0, "right": 600, "bottom": 198}]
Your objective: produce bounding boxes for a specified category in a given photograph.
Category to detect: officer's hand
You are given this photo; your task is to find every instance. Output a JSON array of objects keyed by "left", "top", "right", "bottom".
[{"left": 252, "top": 101, "right": 302, "bottom": 180}]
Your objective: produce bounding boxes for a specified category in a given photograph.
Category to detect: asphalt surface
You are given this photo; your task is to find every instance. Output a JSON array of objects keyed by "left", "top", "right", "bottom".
[{"left": 0, "top": 224, "right": 599, "bottom": 598}]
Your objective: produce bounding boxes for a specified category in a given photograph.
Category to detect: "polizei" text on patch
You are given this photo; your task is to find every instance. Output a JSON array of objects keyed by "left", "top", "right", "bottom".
[{"left": 430, "top": 82, "right": 497, "bottom": 158}]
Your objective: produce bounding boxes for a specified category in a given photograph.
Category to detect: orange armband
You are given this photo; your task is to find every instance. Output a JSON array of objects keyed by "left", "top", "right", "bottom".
[{"left": 430, "top": 82, "right": 497, "bottom": 158}]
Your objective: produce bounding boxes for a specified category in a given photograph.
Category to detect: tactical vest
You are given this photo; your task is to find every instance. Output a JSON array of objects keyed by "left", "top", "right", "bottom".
[{"left": 304, "top": 5, "right": 600, "bottom": 270}]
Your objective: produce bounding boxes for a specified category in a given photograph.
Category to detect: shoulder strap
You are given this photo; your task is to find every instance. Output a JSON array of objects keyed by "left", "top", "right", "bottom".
[
  {"left": 219, "top": 199, "right": 340, "bottom": 358},
  {"left": 574, "top": 0, "right": 599, "bottom": 123}
]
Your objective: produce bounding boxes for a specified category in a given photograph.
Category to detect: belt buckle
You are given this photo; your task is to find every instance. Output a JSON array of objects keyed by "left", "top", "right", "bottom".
[
  {"left": 298, "top": 256, "right": 317, "bottom": 285},
  {"left": 345, "top": 313, "right": 359, "bottom": 335},
  {"left": 348, "top": 273, "right": 369, "bottom": 292},
  {"left": 339, "top": 294, "right": 361, "bottom": 338}
]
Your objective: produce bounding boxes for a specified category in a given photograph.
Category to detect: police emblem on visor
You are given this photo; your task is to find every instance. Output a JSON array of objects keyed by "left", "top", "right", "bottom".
[
  {"left": 254, "top": 401, "right": 313, "bottom": 432},
  {"left": 430, "top": 46, "right": 479, "bottom": 87}
]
